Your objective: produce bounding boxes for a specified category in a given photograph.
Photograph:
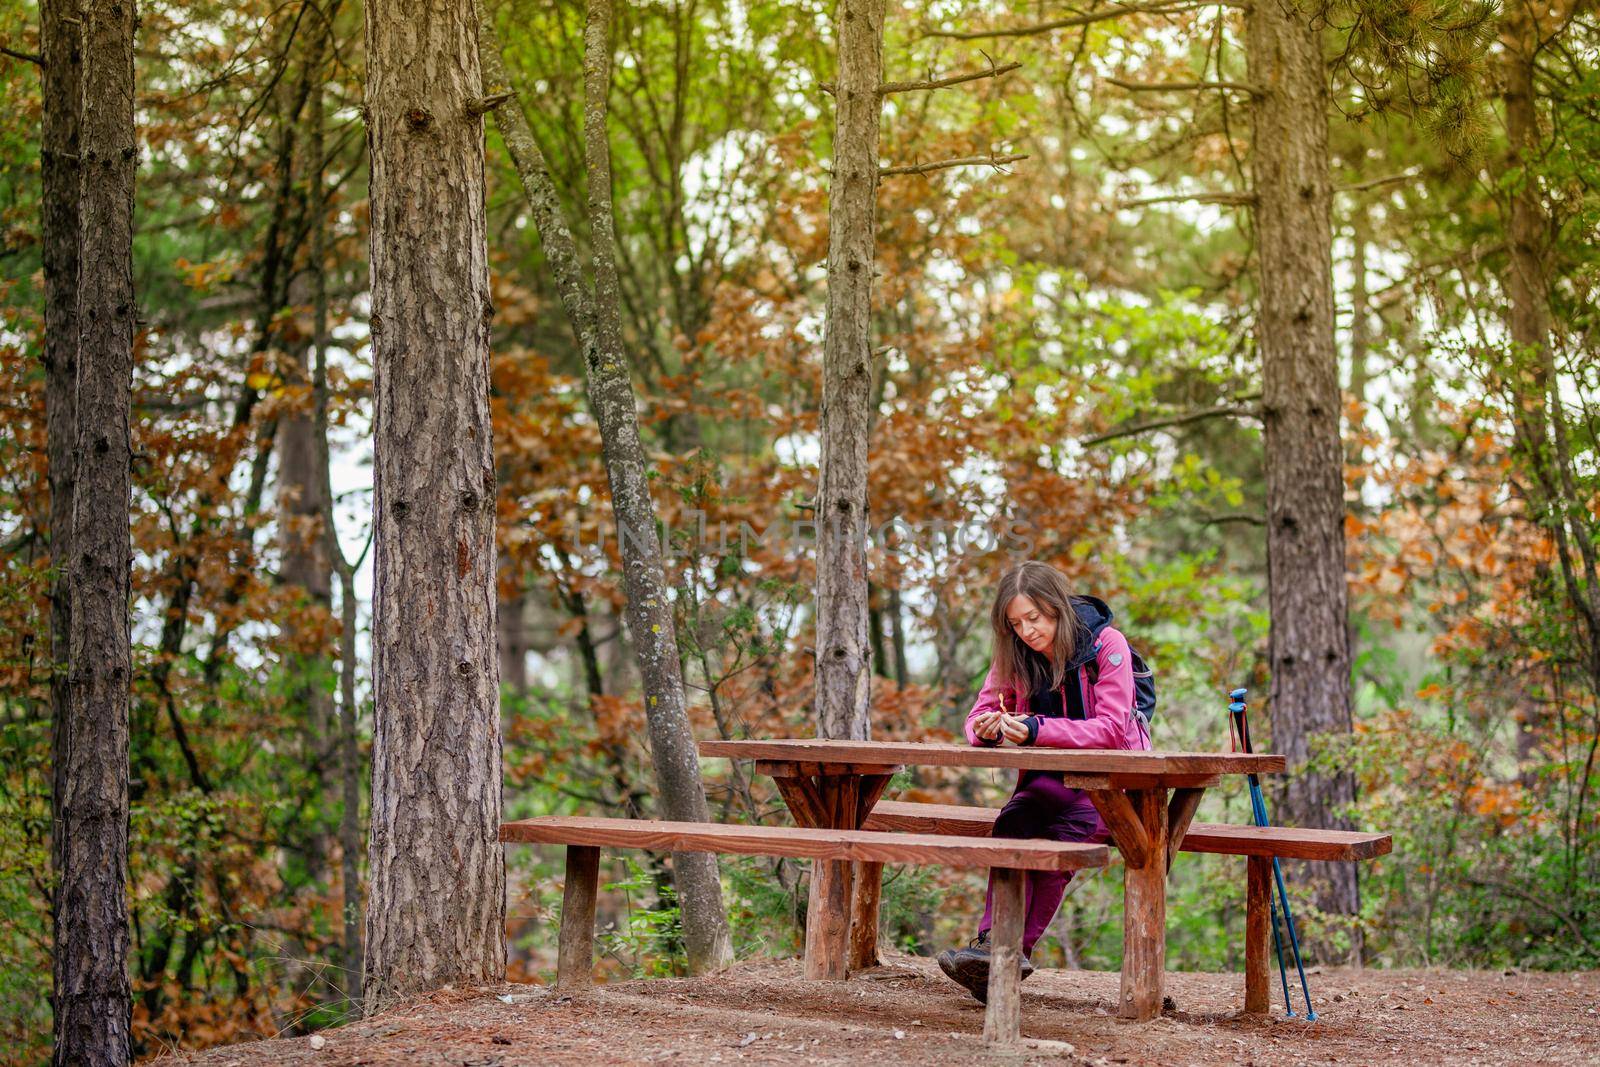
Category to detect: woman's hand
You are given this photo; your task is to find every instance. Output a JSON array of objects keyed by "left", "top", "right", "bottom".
[
  {"left": 972, "top": 710, "right": 1004, "bottom": 741},
  {"left": 998, "top": 713, "right": 1030, "bottom": 745}
]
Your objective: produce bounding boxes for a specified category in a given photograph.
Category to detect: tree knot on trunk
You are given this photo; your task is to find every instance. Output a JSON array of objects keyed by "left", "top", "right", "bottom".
[{"left": 405, "top": 108, "right": 434, "bottom": 132}]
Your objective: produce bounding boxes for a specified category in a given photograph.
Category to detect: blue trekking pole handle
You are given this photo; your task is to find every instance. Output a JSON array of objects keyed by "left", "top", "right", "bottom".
[
  {"left": 1231, "top": 688, "right": 1317, "bottom": 1021},
  {"left": 1230, "top": 691, "right": 1293, "bottom": 1016}
]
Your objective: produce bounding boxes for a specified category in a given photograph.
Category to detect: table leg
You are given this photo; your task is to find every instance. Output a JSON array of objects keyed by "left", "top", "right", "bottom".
[
  {"left": 1118, "top": 788, "right": 1169, "bottom": 1020},
  {"left": 802, "top": 774, "right": 859, "bottom": 980},
  {"left": 772, "top": 769, "right": 894, "bottom": 979},
  {"left": 1244, "top": 855, "right": 1271, "bottom": 1014},
  {"left": 846, "top": 773, "right": 894, "bottom": 971}
]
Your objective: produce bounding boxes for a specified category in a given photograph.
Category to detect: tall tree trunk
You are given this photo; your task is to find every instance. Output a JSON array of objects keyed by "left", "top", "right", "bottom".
[
  {"left": 1497, "top": 0, "right": 1600, "bottom": 773},
  {"left": 1499, "top": 0, "right": 1552, "bottom": 436},
  {"left": 1346, "top": 203, "right": 1373, "bottom": 411},
  {"left": 363, "top": 0, "right": 506, "bottom": 1008},
  {"left": 888, "top": 582, "right": 909, "bottom": 688},
  {"left": 1246, "top": 0, "right": 1361, "bottom": 944},
  {"left": 476, "top": 0, "right": 733, "bottom": 973},
  {"left": 497, "top": 587, "right": 530, "bottom": 694},
  {"left": 41, "top": 0, "right": 81, "bottom": 1042},
  {"left": 279, "top": 277, "right": 336, "bottom": 883},
  {"left": 578, "top": 0, "right": 732, "bottom": 973},
  {"left": 54, "top": 0, "right": 135, "bottom": 1061},
  {"left": 306, "top": 65, "right": 365, "bottom": 1011},
  {"left": 276, "top": 10, "right": 336, "bottom": 876},
  {"left": 814, "top": 0, "right": 885, "bottom": 743}
]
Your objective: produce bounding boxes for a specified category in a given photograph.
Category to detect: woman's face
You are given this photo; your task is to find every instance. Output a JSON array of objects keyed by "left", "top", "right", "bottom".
[{"left": 1005, "top": 594, "right": 1057, "bottom": 654}]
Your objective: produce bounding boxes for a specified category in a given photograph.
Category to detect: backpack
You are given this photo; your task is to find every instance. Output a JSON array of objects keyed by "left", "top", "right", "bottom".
[{"left": 1083, "top": 642, "right": 1157, "bottom": 730}]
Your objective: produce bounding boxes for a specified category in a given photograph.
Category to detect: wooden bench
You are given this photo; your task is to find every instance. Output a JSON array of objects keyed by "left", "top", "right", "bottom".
[
  {"left": 500, "top": 814, "right": 1111, "bottom": 1044},
  {"left": 862, "top": 800, "right": 1391, "bottom": 1014}
]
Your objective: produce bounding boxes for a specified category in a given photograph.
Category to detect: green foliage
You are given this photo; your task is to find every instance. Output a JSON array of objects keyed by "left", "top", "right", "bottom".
[{"left": 599, "top": 857, "right": 688, "bottom": 979}]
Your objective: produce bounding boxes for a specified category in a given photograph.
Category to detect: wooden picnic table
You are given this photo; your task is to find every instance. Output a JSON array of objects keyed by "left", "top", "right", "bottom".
[{"left": 698, "top": 738, "right": 1286, "bottom": 1020}]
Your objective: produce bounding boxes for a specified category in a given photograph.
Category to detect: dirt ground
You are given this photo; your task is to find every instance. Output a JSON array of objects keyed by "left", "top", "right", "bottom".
[{"left": 154, "top": 954, "right": 1600, "bottom": 1067}]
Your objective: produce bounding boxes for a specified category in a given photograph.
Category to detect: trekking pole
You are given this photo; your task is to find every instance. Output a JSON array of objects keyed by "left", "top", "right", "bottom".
[
  {"left": 1228, "top": 688, "right": 1294, "bottom": 1017},
  {"left": 1229, "top": 688, "right": 1317, "bottom": 1021}
]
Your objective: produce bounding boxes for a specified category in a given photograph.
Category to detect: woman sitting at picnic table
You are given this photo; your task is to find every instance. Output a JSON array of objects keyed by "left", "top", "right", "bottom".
[{"left": 936, "top": 559, "right": 1152, "bottom": 1002}]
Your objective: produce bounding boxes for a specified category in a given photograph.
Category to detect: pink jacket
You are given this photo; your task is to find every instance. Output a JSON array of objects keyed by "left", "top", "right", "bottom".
[{"left": 963, "top": 625, "right": 1151, "bottom": 751}]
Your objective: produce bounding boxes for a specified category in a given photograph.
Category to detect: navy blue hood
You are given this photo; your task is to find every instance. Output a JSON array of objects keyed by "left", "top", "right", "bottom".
[{"left": 1064, "top": 595, "right": 1114, "bottom": 670}]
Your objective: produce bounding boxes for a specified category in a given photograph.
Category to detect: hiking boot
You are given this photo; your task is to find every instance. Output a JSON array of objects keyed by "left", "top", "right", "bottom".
[{"left": 936, "top": 931, "right": 1035, "bottom": 1004}]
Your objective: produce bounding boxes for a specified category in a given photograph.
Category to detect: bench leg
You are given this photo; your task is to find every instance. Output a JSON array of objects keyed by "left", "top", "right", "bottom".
[
  {"left": 983, "top": 867, "right": 1025, "bottom": 1046},
  {"left": 1119, "top": 789, "right": 1169, "bottom": 1020},
  {"left": 1244, "top": 855, "right": 1270, "bottom": 1014},
  {"left": 557, "top": 845, "right": 600, "bottom": 990},
  {"left": 848, "top": 861, "right": 883, "bottom": 970}
]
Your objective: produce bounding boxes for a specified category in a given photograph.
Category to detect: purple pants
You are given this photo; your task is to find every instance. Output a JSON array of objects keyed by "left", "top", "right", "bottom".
[{"left": 977, "top": 773, "right": 1110, "bottom": 957}]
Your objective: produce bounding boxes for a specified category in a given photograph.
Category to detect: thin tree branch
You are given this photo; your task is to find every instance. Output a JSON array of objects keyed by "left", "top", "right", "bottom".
[
  {"left": 466, "top": 90, "right": 514, "bottom": 116},
  {"left": 920, "top": 1, "right": 1244, "bottom": 40},
  {"left": 1117, "top": 190, "right": 1255, "bottom": 208},
  {"left": 1198, "top": 512, "right": 1267, "bottom": 527},
  {"left": 1107, "top": 77, "right": 1262, "bottom": 95},
  {"left": 1, "top": 44, "right": 42, "bottom": 65},
  {"left": 1082, "top": 398, "right": 1262, "bottom": 446},
  {"left": 879, "top": 60, "right": 1022, "bottom": 94},
  {"left": 1336, "top": 167, "right": 1423, "bottom": 194},
  {"left": 879, "top": 152, "right": 1028, "bottom": 177}
]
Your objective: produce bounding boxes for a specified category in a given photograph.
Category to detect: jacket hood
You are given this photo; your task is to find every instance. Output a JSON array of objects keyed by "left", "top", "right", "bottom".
[{"left": 1064, "top": 594, "right": 1114, "bottom": 670}]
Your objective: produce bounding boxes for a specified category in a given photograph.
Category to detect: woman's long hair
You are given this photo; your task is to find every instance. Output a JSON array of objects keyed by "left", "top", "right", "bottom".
[{"left": 989, "top": 560, "right": 1088, "bottom": 694}]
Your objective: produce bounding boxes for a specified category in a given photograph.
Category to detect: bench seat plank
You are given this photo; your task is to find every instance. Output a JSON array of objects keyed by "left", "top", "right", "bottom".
[
  {"left": 499, "top": 815, "right": 1110, "bottom": 872},
  {"left": 863, "top": 801, "right": 1391, "bottom": 861}
]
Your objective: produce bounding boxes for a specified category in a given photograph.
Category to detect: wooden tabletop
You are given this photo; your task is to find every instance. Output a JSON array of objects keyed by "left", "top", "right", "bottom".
[{"left": 698, "top": 738, "right": 1284, "bottom": 776}]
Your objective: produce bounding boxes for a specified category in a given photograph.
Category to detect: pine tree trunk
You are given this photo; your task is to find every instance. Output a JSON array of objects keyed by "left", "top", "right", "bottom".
[
  {"left": 363, "top": 0, "right": 505, "bottom": 1008},
  {"left": 888, "top": 582, "right": 909, "bottom": 688},
  {"left": 54, "top": 0, "right": 135, "bottom": 1061},
  {"left": 305, "top": 66, "right": 365, "bottom": 1009},
  {"left": 277, "top": 16, "right": 337, "bottom": 853},
  {"left": 41, "top": 0, "right": 81, "bottom": 1025},
  {"left": 497, "top": 588, "right": 530, "bottom": 694},
  {"left": 1498, "top": 0, "right": 1600, "bottom": 751},
  {"left": 279, "top": 265, "right": 336, "bottom": 880},
  {"left": 814, "top": 0, "right": 885, "bottom": 743},
  {"left": 1246, "top": 0, "right": 1361, "bottom": 936},
  {"left": 1500, "top": 0, "right": 1552, "bottom": 451}
]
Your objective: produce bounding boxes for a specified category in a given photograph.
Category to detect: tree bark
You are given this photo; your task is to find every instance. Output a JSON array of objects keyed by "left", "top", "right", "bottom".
[
  {"left": 814, "top": 0, "right": 886, "bottom": 743},
  {"left": 1246, "top": 0, "right": 1360, "bottom": 936},
  {"left": 54, "top": 0, "right": 135, "bottom": 1061},
  {"left": 497, "top": 587, "right": 530, "bottom": 694},
  {"left": 41, "top": 0, "right": 81, "bottom": 1044},
  {"left": 279, "top": 265, "right": 336, "bottom": 886},
  {"left": 476, "top": 0, "right": 733, "bottom": 973},
  {"left": 577, "top": 0, "right": 732, "bottom": 974},
  {"left": 363, "top": 0, "right": 506, "bottom": 1009},
  {"left": 888, "top": 582, "right": 909, "bottom": 688},
  {"left": 306, "top": 64, "right": 365, "bottom": 1010},
  {"left": 1497, "top": 0, "right": 1600, "bottom": 770}
]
